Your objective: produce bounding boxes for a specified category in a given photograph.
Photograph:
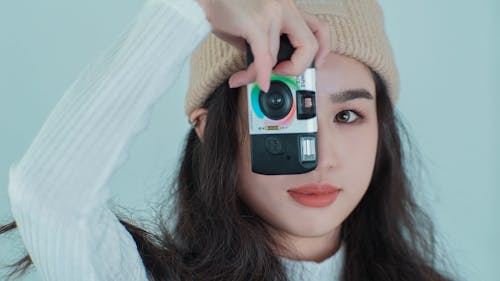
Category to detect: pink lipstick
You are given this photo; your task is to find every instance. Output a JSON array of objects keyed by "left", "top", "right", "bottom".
[{"left": 287, "top": 183, "right": 341, "bottom": 208}]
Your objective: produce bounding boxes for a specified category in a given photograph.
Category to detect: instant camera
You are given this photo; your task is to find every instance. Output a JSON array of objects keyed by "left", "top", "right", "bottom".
[{"left": 246, "top": 35, "right": 318, "bottom": 175}]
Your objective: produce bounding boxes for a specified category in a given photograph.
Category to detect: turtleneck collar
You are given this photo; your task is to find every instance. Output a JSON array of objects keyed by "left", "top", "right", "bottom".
[{"left": 278, "top": 241, "right": 345, "bottom": 281}]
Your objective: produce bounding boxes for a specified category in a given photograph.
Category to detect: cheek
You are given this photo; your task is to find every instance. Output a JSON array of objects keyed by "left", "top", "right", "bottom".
[
  {"left": 345, "top": 124, "right": 377, "bottom": 162},
  {"left": 237, "top": 152, "right": 293, "bottom": 229},
  {"left": 237, "top": 135, "right": 269, "bottom": 214},
  {"left": 238, "top": 172, "right": 281, "bottom": 219},
  {"left": 339, "top": 120, "right": 378, "bottom": 196},
  {"left": 237, "top": 135, "right": 298, "bottom": 227}
]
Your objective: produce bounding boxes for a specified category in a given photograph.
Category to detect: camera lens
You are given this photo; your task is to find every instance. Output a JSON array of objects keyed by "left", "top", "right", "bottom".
[
  {"left": 268, "top": 93, "right": 284, "bottom": 109},
  {"left": 259, "top": 81, "right": 293, "bottom": 120}
]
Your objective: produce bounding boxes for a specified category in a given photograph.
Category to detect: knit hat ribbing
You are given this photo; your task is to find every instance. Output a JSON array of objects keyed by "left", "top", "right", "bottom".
[{"left": 185, "top": 0, "right": 399, "bottom": 118}]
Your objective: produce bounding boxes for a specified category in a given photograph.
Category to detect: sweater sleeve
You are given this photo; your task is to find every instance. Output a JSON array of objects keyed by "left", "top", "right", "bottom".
[{"left": 7, "top": 0, "right": 211, "bottom": 280}]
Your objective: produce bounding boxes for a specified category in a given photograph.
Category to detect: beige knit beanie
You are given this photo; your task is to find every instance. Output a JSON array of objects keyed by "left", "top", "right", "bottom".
[{"left": 185, "top": 0, "right": 399, "bottom": 119}]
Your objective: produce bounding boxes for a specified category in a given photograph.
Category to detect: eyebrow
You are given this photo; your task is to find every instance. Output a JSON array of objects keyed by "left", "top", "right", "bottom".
[{"left": 329, "top": 89, "right": 374, "bottom": 103}]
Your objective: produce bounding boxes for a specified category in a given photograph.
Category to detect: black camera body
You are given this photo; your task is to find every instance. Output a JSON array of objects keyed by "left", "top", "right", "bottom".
[{"left": 246, "top": 35, "right": 318, "bottom": 175}]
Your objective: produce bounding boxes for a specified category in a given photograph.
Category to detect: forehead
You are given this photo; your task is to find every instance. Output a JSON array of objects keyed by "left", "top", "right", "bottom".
[{"left": 316, "top": 53, "right": 375, "bottom": 97}]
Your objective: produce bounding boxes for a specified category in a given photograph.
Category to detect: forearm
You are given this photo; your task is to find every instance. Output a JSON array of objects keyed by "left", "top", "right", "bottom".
[
  {"left": 7, "top": 1, "right": 210, "bottom": 280},
  {"left": 8, "top": 0, "right": 210, "bottom": 216}
]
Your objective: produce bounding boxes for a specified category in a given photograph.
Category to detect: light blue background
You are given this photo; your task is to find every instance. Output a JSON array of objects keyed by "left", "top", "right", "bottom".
[{"left": 1, "top": 0, "right": 498, "bottom": 280}]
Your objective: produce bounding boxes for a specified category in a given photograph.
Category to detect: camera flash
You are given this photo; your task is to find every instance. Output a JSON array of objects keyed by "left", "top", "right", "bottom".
[{"left": 300, "top": 136, "right": 316, "bottom": 162}]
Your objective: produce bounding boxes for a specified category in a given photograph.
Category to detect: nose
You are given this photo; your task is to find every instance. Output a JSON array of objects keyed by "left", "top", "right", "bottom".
[{"left": 313, "top": 125, "right": 338, "bottom": 173}]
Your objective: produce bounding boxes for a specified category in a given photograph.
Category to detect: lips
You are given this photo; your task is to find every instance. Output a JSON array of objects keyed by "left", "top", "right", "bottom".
[
  {"left": 288, "top": 183, "right": 341, "bottom": 195},
  {"left": 287, "top": 183, "right": 341, "bottom": 208}
]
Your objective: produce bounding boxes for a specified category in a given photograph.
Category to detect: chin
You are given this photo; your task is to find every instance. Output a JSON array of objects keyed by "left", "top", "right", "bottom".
[{"left": 281, "top": 217, "right": 340, "bottom": 238}]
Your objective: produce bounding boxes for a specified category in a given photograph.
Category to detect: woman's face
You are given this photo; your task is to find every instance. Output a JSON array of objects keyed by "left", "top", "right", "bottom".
[{"left": 237, "top": 53, "right": 378, "bottom": 256}]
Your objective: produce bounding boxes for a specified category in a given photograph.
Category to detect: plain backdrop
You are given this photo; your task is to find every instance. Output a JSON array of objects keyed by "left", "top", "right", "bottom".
[{"left": 1, "top": 0, "right": 498, "bottom": 280}]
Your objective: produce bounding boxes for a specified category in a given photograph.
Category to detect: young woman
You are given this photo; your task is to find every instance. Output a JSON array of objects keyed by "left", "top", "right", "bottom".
[{"left": 1, "top": 0, "right": 456, "bottom": 280}]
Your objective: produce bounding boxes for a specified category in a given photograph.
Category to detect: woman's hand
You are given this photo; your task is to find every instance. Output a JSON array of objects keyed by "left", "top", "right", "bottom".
[{"left": 196, "top": 0, "right": 330, "bottom": 92}]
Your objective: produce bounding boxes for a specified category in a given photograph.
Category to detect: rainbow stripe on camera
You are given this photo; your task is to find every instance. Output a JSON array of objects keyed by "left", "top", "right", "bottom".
[{"left": 250, "top": 73, "right": 300, "bottom": 128}]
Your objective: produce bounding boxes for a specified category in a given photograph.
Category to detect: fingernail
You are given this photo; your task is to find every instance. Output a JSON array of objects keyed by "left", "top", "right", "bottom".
[
  {"left": 229, "top": 78, "right": 239, "bottom": 88},
  {"left": 262, "top": 81, "right": 270, "bottom": 93}
]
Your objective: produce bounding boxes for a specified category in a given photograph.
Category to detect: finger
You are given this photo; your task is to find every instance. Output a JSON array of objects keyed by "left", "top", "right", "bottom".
[
  {"left": 301, "top": 13, "right": 330, "bottom": 67},
  {"left": 268, "top": 14, "right": 281, "bottom": 68},
  {"left": 246, "top": 30, "right": 273, "bottom": 92},
  {"left": 300, "top": 11, "right": 331, "bottom": 68},
  {"left": 213, "top": 31, "right": 247, "bottom": 52},
  {"left": 229, "top": 63, "right": 257, "bottom": 89},
  {"left": 273, "top": 14, "right": 318, "bottom": 76}
]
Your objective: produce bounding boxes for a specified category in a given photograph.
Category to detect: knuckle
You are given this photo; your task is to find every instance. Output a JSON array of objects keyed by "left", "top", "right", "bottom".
[
  {"left": 267, "top": 1, "right": 282, "bottom": 12},
  {"left": 263, "top": 1, "right": 282, "bottom": 20},
  {"left": 278, "top": 0, "right": 294, "bottom": 7},
  {"left": 280, "top": 0, "right": 301, "bottom": 17}
]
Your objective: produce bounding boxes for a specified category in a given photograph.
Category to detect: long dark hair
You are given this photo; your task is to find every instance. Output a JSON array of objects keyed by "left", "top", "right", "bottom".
[{"left": 1, "top": 72, "right": 456, "bottom": 281}]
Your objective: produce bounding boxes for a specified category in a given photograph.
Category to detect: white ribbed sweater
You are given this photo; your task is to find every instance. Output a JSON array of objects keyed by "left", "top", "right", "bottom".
[{"left": 6, "top": 0, "right": 344, "bottom": 280}]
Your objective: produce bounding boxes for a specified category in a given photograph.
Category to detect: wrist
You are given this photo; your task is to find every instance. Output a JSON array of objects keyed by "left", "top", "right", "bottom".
[
  {"left": 197, "top": 0, "right": 207, "bottom": 12},
  {"left": 196, "top": 0, "right": 211, "bottom": 23}
]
